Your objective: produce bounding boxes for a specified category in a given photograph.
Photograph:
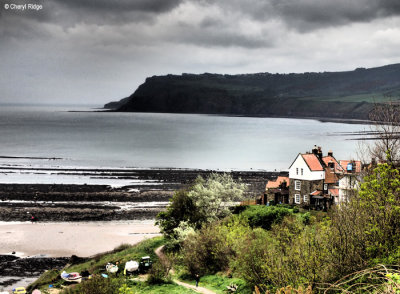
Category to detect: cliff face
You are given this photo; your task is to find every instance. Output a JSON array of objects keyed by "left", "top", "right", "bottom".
[{"left": 106, "top": 64, "right": 400, "bottom": 119}]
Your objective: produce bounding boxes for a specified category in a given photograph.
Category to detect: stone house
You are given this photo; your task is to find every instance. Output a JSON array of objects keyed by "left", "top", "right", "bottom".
[
  {"left": 288, "top": 147, "right": 326, "bottom": 209},
  {"left": 263, "top": 173, "right": 289, "bottom": 205},
  {"left": 287, "top": 146, "right": 361, "bottom": 209}
]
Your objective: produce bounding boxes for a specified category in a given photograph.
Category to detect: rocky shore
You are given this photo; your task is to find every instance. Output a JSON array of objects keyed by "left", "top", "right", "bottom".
[
  {"left": 0, "top": 255, "right": 69, "bottom": 289},
  {"left": 0, "top": 168, "right": 275, "bottom": 222}
]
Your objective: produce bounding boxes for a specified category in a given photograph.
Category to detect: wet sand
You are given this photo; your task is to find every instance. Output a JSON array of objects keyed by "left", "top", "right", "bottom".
[{"left": 0, "top": 221, "right": 160, "bottom": 257}]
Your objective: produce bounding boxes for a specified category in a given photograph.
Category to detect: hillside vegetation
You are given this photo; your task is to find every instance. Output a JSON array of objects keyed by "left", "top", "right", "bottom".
[{"left": 105, "top": 63, "right": 400, "bottom": 120}]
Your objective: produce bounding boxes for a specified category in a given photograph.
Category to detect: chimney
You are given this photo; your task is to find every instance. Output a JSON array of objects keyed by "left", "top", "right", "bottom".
[
  {"left": 312, "top": 145, "right": 318, "bottom": 155},
  {"left": 317, "top": 146, "right": 323, "bottom": 159},
  {"left": 328, "top": 150, "right": 333, "bottom": 157}
]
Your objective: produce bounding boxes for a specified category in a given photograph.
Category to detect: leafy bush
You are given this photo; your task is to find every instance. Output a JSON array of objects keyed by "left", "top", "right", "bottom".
[
  {"left": 157, "top": 173, "right": 247, "bottom": 247},
  {"left": 182, "top": 222, "right": 232, "bottom": 275},
  {"left": 240, "top": 206, "right": 293, "bottom": 230},
  {"left": 147, "top": 261, "right": 171, "bottom": 285},
  {"left": 61, "top": 276, "right": 125, "bottom": 294}
]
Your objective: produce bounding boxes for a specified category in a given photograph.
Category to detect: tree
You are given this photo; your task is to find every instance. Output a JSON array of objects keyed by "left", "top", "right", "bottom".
[
  {"left": 156, "top": 173, "right": 247, "bottom": 242},
  {"left": 188, "top": 173, "right": 247, "bottom": 223},
  {"left": 358, "top": 160, "right": 400, "bottom": 257},
  {"left": 366, "top": 101, "right": 400, "bottom": 164},
  {"left": 156, "top": 189, "right": 201, "bottom": 240},
  {"left": 327, "top": 155, "right": 400, "bottom": 277}
]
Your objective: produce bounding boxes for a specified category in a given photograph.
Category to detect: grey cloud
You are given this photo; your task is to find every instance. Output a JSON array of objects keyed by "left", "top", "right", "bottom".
[
  {"left": 200, "top": 0, "right": 400, "bottom": 31},
  {"left": 172, "top": 17, "right": 272, "bottom": 49},
  {"left": 175, "top": 28, "right": 270, "bottom": 48},
  {"left": 49, "top": 0, "right": 184, "bottom": 26},
  {"left": 0, "top": 0, "right": 184, "bottom": 43},
  {"left": 57, "top": 0, "right": 183, "bottom": 14},
  {"left": 273, "top": 0, "right": 400, "bottom": 31},
  {"left": 1, "top": 0, "right": 184, "bottom": 35}
]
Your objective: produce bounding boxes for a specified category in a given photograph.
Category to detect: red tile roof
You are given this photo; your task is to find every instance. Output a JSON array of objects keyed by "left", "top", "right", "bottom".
[
  {"left": 328, "top": 188, "right": 339, "bottom": 197},
  {"left": 322, "top": 156, "right": 344, "bottom": 173},
  {"left": 266, "top": 176, "right": 289, "bottom": 189},
  {"left": 324, "top": 167, "right": 339, "bottom": 184},
  {"left": 339, "top": 160, "right": 361, "bottom": 173},
  {"left": 310, "top": 190, "right": 322, "bottom": 196},
  {"left": 301, "top": 154, "right": 324, "bottom": 171}
]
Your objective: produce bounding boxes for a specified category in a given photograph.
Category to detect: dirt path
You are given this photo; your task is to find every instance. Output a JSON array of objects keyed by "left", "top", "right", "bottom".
[{"left": 155, "top": 246, "right": 217, "bottom": 294}]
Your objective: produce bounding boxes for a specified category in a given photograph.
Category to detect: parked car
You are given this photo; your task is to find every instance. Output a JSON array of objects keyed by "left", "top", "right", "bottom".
[{"left": 138, "top": 256, "right": 152, "bottom": 273}]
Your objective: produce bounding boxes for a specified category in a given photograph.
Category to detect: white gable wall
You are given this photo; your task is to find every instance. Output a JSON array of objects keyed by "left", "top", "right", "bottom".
[
  {"left": 289, "top": 154, "right": 325, "bottom": 181},
  {"left": 339, "top": 174, "right": 360, "bottom": 202}
]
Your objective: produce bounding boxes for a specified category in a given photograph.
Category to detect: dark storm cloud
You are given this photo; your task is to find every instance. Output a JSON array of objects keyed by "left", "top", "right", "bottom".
[
  {"left": 2, "top": 0, "right": 400, "bottom": 105},
  {"left": 57, "top": 0, "right": 183, "bottom": 14},
  {"left": 274, "top": 0, "right": 400, "bottom": 31},
  {"left": 0, "top": 0, "right": 184, "bottom": 37},
  {"left": 49, "top": 0, "right": 184, "bottom": 26},
  {"left": 173, "top": 17, "right": 271, "bottom": 48},
  {"left": 172, "top": 26, "right": 269, "bottom": 48},
  {"left": 201, "top": 0, "right": 400, "bottom": 31}
]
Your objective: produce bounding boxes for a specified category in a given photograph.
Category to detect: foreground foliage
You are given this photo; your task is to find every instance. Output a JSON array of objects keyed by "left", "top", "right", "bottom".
[{"left": 170, "top": 162, "right": 400, "bottom": 292}]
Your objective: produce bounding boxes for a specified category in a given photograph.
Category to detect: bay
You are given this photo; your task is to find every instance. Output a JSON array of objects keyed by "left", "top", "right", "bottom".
[{"left": 0, "top": 105, "right": 368, "bottom": 172}]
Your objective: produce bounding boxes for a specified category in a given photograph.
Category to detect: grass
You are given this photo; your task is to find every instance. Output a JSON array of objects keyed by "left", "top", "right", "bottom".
[
  {"left": 27, "top": 269, "right": 63, "bottom": 291},
  {"left": 181, "top": 273, "right": 252, "bottom": 294},
  {"left": 29, "top": 236, "right": 165, "bottom": 291},
  {"left": 66, "top": 236, "right": 164, "bottom": 274},
  {"left": 299, "top": 93, "right": 400, "bottom": 103},
  {"left": 30, "top": 236, "right": 250, "bottom": 293},
  {"left": 126, "top": 281, "right": 197, "bottom": 293}
]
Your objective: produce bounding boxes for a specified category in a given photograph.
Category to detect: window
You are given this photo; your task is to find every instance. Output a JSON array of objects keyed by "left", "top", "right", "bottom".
[
  {"left": 296, "top": 168, "right": 298, "bottom": 175},
  {"left": 301, "top": 168, "right": 303, "bottom": 175},
  {"left": 324, "top": 184, "right": 328, "bottom": 191},
  {"left": 304, "top": 194, "right": 309, "bottom": 203},
  {"left": 295, "top": 194, "right": 300, "bottom": 204},
  {"left": 295, "top": 180, "right": 301, "bottom": 191}
]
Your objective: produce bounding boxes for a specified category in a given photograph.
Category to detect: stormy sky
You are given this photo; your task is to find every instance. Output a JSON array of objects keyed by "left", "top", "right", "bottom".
[{"left": 1, "top": 0, "right": 400, "bottom": 106}]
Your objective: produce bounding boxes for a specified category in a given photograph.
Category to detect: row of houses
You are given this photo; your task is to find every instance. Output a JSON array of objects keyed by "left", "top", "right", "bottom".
[{"left": 262, "top": 146, "right": 361, "bottom": 210}]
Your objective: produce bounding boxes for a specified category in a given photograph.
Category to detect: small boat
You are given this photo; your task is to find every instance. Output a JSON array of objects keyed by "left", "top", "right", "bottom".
[
  {"left": 61, "top": 271, "right": 82, "bottom": 283},
  {"left": 106, "top": 263, "right": 118, "bottom": 273},
  {"left": 124, "top": 260, "right": 139, "bottom": 275},
  {"left": 12, "top": 287, "right": 26, "bottom": 294}
]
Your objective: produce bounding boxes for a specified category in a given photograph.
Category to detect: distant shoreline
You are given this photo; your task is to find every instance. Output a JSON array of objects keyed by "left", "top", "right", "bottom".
[{"left": 96, "top": 109, "right": 373, "bottom": 125}]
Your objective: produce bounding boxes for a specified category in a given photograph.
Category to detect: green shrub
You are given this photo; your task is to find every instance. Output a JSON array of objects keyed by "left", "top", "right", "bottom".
[
  {"left": 300, "top": 212, "right": 311, "bottom": 225},
  {"left": 240, "top": 206, "right": 293, "bottom": 230},
  {"left": 182, "top": 222, "right": 232, "bottom": 275},
  {"left": 61, "top": 276, "right": 125, "bottom": 294},
  {"left": 147, "top": 261, "right": 171, "bottom": 285}
]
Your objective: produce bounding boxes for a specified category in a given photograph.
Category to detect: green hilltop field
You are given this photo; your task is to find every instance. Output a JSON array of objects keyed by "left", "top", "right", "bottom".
[{"left": 105, "top": 63, "right": 400, "bottom": 120}]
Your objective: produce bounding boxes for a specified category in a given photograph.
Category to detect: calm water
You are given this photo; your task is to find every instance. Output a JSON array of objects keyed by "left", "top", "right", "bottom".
[{"left": 0, "top": 105, "right": 367, "bottom": 172}]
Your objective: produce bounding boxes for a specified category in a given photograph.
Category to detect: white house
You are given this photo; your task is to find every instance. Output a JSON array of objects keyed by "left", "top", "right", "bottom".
[
  {"left": 338, "top": 160, "right": 362, "bottom": 203},
  {"left": 287, "top": 146, "right": 361, "bottom": 208}
]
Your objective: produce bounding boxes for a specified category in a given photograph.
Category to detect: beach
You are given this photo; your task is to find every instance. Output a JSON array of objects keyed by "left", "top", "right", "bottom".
[
  {"left": 0, "top": 221, "right": 160, "bottom": 257},
  {"left": 0, "top": 221, "right": 160, "bottom": 291}
]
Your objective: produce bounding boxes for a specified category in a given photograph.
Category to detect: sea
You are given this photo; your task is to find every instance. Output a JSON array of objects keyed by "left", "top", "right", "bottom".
[{"left": 0, "top": 105, "right": 370, "bottom": 186}]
